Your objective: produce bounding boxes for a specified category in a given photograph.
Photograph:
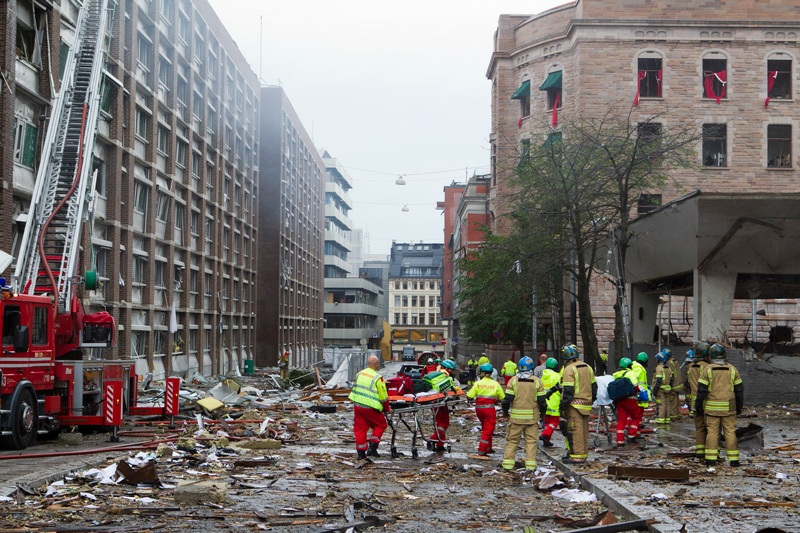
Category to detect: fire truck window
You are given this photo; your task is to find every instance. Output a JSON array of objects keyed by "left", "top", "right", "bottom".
[
  {"left": 32, "top": 306, "right": 48, "bottom": 346},
  {"left": 2, "top": 306, "right": 21, "bottom": 346}
]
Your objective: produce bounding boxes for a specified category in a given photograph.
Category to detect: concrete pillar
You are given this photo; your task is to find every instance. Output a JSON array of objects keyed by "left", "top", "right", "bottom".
[
  {"left": 630, "top": 283, "right": 660, "bottom": 344},
  {"left": 694, "top": 269, "right": 737, "bottom": 341}
]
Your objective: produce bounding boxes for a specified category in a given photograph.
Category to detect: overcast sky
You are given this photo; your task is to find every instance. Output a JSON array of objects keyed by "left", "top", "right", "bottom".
[{"left": 207, "top": 0, "right": 566, "bottom": 256}]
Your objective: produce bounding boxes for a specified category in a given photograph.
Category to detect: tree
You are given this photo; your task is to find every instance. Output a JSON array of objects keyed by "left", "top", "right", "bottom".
[{"left": 507, "top": 106, "right": 698, "bottom": 367}]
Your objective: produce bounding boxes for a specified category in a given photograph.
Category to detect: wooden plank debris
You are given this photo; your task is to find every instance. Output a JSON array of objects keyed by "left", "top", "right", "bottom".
[
  {"left": 607, "top": 465, "right": 690, "bottom": 481},
  {"left": 710, "top": 500, "right": 796, "bottom": 508}
]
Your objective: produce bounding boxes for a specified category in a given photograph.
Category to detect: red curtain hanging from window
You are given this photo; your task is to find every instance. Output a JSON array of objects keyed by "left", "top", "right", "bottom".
[
  {"left": 656, "top": 70, "right": 662, "bottom": 97},
  {"left": 551, "top": 92, "right": 561, "bottom": 127},
  {"left": 765, "top": 70, "right": 778, "bottom": 108},
  {"left": 633, "top": 70, "right": 647, "bottom": 106},
  {"left": 704, "top": 70, "right": 727, "bottom": 104}
]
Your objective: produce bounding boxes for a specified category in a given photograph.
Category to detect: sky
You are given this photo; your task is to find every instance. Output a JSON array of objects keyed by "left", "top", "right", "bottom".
[{"left": 207, "top": 0, "right": 567, "bottom": 256}]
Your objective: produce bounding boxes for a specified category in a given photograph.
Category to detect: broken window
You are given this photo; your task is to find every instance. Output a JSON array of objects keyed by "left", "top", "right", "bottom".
[
  {"left": 636, "top": 55, "right": 663, "bottom": 100},
  {"left": 12, "top": 117, "right": 38, "bottom": 169},
  {"left": 767, "top": 57, "right": 792, "bottom": 101},
  {"left": 637, "top": 193, "right": 662, "bottom": 214},
  {"left": 702, "top": 124, "right": 727, "bottom": 167},
  {"left": 16, "top": 2, "right": 45, "bottom": 68},
  {"left": 703, "top": 56, "right": 727, "bottom": 103},
  {"left": 767, "top": 124, "right": 792, "bottom": 168},
  {"left": 769, "top": 325, "right": 792, "bottom": 344}
]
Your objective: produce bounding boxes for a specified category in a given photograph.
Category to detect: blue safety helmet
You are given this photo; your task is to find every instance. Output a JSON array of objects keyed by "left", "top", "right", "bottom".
[
  {"left": 479, "top": 363, "right": 494, "bottom": 374},
  {"left": 695, "top": 342, "right": 711, "bottom": 359},
  {"left": 685, "top": 349, "right": 697, "bottom": 363},
  {"left": 655, "top": 351, "right": 669, "bottom": 364},
  {"left": 562, "top": 344, "right": 580, "bottom": 361},
  {"left": 709, "top": 343, "right": 727, "bottom": 361},
  {"left": 441, "top": 359, "right": 456, "bottom": 371},
  {"left": 517, "top": 356, "right": 534, "bottom": 372},
  {"left": 662, "top": 348, "right": 673, "bottom": 359}
]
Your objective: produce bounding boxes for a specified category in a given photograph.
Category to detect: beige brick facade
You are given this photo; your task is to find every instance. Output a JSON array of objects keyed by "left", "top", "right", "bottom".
[{"left": 488, "top": 0, "right": 800, "bottom": 349}]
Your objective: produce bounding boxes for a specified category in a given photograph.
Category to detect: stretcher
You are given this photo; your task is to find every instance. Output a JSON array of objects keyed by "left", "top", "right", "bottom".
[{"left": 386, "top": 389, "right": 466, "bottom": 458}]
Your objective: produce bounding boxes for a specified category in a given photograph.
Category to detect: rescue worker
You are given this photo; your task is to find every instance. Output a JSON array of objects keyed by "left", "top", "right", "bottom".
[
  {"left": 477, "top": 353, "right": 490, "bottom": 367},
  {"left": 695, "top": 343, "right": 744, "bottom": 467},
  {"left": 427, "top": 359, "right": 459, "bottom": 452},
  {"left": 533, "top": 353, "right": 548, "bottom": 379},
  {"left": 538, "top": 357, "right": 562, "bottom": 447},
  {"left": 665, "top": 348, "right": 683, "bottom": 421},
  {"left": 466, "top": 355, "right": 478, "bottom": 385},
  {"left": 501, "top": 356, "right": 547, "bottom": 471},
  {"left": 651, "top": 350, "right": 673, "bottom": 424},
  {"left": 279, "top": 350, "right": 290, "bottom": 380},
  {"left": 500, "top": 355, "right": 518, "bottom": 387},
  {"left": 559, "top": 344, "right": 597, "bottom": 463},
  {"left": 631, "top": 352, "right": 651, "bottom": 433},
  {"left": 348, "top": 355, "right": 391, "bottom": 460},
  {"left": 611, "top": 358, "right": 641, "bottom": 446},
  {"left": 684, "top": 344, "right": 710, "bottom": 460},
  {"left": 597, "top": 349, "right": 609, "bottom": 376},
  {"left": 466, "top": 363, "right": 505, "bottom": 457},
  {"left": 422, "top": 356, "right": 439, "bottom": 376}
]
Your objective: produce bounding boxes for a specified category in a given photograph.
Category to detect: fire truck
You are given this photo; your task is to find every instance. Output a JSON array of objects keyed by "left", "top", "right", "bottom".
[{"left": 0, "top": 0, "right": 179, "bottom": 449}]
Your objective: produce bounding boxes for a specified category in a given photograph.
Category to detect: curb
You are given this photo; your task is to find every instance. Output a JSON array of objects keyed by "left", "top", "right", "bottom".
[{"left": 544, "top": 450, "right": 685, "bottom": 533}]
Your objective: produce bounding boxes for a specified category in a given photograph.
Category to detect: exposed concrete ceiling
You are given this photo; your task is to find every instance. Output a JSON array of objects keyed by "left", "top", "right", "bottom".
[{"left": 625, "top": 191, "right": 800, "bottom": 298}]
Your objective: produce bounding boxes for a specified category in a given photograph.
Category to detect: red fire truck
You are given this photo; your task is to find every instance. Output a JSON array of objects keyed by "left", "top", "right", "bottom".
[{"left": 0, "top": 0, "right": 178, "bottom": 449}]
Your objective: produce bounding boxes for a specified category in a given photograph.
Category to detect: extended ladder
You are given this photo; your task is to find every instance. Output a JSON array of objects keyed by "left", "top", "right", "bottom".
[{"left": 14, "top": 0, "right": 111, "bottom": 315}]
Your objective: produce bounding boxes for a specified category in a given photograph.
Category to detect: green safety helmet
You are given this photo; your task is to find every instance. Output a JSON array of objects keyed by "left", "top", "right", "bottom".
[
  {"left": 695, "top": 342, "right": 711, "bottom": 359},
  {"left": 709, "top": 343, "right": 727, "bottom": 361},
  {"left": 619, "top": 357, "right": 633, "bottom": 369},
  {"left": 562, "top": 344, "right": 580, "bottom": 360},
  {"left": 479, "top": 363, "right": 494, "bottom": 374},
  {"left": 545, "top": 357, "right": 558, "bottom": 370},
  {"left": 636, "top": 352, "right": 649, "bottom": 364}
]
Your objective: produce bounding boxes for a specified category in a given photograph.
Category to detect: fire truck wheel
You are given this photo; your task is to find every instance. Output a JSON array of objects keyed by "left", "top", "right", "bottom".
[{"left": 5, "top": 389, "right": 37, "bottom": 450}]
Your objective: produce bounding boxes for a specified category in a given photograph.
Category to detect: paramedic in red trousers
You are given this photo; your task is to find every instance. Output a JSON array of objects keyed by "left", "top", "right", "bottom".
[
  {"left": 611, "top": 358, "right": 642, "bottom": 446},
  {"left": 348, "top": 355, "right": 391, "bottom": 460},
  {"left": 538, "top": 357, "right": 561, "bottom": 447},
  {"left": 501, "top": 356, "right": 547, "bottom": 471},
  {"left": 466, "top": 363, "right": 505, "bottom": 457},
  {"left": 428, "top": 359, "right": 460, "bottom": 452},
  {"left": 559, "top": 344, "right": 597, "bottom": 464}
]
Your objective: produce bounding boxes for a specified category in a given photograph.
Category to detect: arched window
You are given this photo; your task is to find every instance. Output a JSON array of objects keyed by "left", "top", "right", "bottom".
[
  {"left": 702, "top": 51, "right": 728, "bottom": 104},
  {"left": 765, "top": 51, "right": 793, "bottom": 107},
  {"left": 634, "top": 51, "right": 663, "bottom": 105}
]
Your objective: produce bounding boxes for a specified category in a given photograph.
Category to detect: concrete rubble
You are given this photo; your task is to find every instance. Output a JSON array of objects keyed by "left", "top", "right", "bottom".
[{"left": 0, "top": 366, "right": 795, "bottom": 532}]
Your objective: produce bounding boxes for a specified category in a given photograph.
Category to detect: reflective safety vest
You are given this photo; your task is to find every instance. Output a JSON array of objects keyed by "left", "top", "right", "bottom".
[
  {"left": 631, "top": 361, "right": 650, "bottom": 406},
  {"left": 653, "top": 362, "right": 672, "bottom": 391},
  {"left": 698, "top": 363, "right": 742, "bottom": 416},
  {"left": 686, "top": 360, "right": 709, "bottom": 401},
  {"left": 467, "top": 358, "right": 478, "bottom": 368},
  {"left": 466, "top": 376, "right": 505, "bottom": 406},
  {"left": 423, "top": 370, "right": 453, "bottom": 392},
  {"left": 501, "top": 360, "right": 517, "bottom": 377},
  {"left": 505, "top": 373, "right": 545, "bottom": 423},
  {"left": 477, "top": 355, "right": 490, "bottom": 367},
  {"left": 561, "top": 361, "right": 596, "bottom": 414},
  {"left": 541, "top": 368, "right": 562, "bottom": 416},
  {"left": 348, "top": 367, "right": 388, "bottom": 411},
  {"left": 668, "top": 359, "right": 684, "bottom": 391}
]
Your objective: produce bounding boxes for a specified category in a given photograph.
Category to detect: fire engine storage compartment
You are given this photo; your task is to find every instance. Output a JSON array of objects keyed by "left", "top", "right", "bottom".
[{"left": 53, "top": 360, "right": 134, "bottom": 425}]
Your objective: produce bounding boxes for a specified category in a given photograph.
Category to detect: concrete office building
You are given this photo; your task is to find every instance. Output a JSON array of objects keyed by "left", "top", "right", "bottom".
[
  {"left": 1, "top": 0, "right": 260, "bottom": 379},
  {"left": 321, "top": 153, "right": 383, "bottom": 348},
  {"left": 257, "top": 86, "right": 325, "bottom": 369},
  {"left": 488, "top": 0, "right": 800, "bottom": 350}
]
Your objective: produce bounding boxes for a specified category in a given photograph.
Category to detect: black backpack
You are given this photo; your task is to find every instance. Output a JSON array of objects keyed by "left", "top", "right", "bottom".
[{"left": 608, "top": 376, "right": 636, "bottom": 401}]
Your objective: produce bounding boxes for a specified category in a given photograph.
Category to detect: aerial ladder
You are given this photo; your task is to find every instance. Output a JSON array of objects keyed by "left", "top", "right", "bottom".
[{"left": 0, "top": 0, "right": 180, "bottom": 449}]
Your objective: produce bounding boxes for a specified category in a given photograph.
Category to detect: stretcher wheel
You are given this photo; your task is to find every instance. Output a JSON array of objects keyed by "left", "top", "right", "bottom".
[
  {"left": 446, "top": 444, "right": 452, "bottom": 453},
  {"left": 594, "top": 436, "right": 602, "bottom": 448},
  {"left": 412, "top": 447, "right": 418, "bottom": 459},
  {"left": 391, "top": 447, "right": 399, "bottom": 459}
]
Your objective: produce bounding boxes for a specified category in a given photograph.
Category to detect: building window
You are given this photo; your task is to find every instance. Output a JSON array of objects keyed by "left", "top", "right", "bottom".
[
  {"left": 402, "top": 296, "right": 408, "bottom": 307},
  {"left": 767, "top": 124, "right": 792, "bottom": 168},
  {"left": 137, "top": 33, "right": 153, "bottom": 71},
  {"left": 135, "top": 108, "right": 149, "bottom": 139},
  {"left": 132, "top": 256, "right": 146, "bottom": 285},
  {"left": 511, "top": 79, "right": 531, "bottom": 118},
  {"left": 702, "top": 56, "right": 727, "bottom": 103},
  {"left": 520, "top": 139, "right": 531, "bottom": 163},
  {"left": 411, "top": 296, "right": 418, "bottom": 307},
  {"left": 156, "top": 191, "right": 170, "bottom": 222},
  {"left": 12, "top": 117, "right": 38, "bottom": 169},
  {"left": 767, "top": 57, "right": 792, "bottom": 102},
  {"left": 401, "top": 313, "right": 407, "bottom": 325},
  {"left": 134, "top": 181, "right": 149, "bottom": 215},
  {"left": 157, "top": 126, "right": 169, "bottom": 155},
  {"left": 16, "top": 3, "right": 45, "bottom": 68},
  {"left": 428, "top": 313, "right": 436, "bottom": 325},
  {"left": 637, "top": 122, "right": 663, "bottom": 162},
  {"left": 394, "top": 296, "right": 400, "bottom": 307},
  {"left": 637, "top": 194, "right": 662, "bottom": 214},
  {"left": 394, "top": 313, "right": 400, "bottom": 324},
  {"left": 636, "top": 55, "right": 663, "bottom": 99},
  {"left": 539, "top": 70, "right": 562, "bottom": 110},
  {"left": 702, "top": 124, "right": 727, "bottom": 167}
]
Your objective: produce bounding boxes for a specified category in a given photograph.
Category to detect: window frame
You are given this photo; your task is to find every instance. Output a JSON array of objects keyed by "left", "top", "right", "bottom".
[
  {"left": 767, "top": 124, "right": 792, "bottom": 168},
  {"left": 637, "top": 53, "right": 663, "bottom": 99},
  {"left": 702, "top": 123, "right": 728, "bottom": 167}
]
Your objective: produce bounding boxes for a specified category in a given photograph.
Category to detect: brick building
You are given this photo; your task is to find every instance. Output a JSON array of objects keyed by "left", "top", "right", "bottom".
[
  {"left": 2, "top": 0, "right": 261, "bottom": 379},
  {"left": 487, "top": 0, "right": 800, "bottom": 352}
]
